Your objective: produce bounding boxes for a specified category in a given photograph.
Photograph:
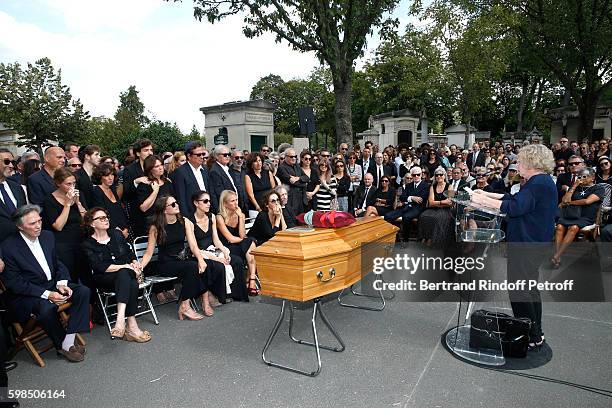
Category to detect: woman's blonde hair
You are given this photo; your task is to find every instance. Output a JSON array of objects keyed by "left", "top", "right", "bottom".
[
  {"left": 517, "top": 144, "right": 555, "bottom": 174},
  {"left": 218, "top": 190, "right": 238, "bottom": 222},
  {"left": 167, "top": 151, "right": 186, "bottom": 174}
]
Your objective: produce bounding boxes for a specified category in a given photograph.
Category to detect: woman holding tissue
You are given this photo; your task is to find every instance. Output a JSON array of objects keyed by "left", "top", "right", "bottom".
[{"left": 469, "top": 144, "right": 557, "bottom": 350}]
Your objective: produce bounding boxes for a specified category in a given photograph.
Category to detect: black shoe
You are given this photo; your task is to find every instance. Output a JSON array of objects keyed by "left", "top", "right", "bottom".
[{"left": 4, "top": 361, "right": 17, "bottom": 372}]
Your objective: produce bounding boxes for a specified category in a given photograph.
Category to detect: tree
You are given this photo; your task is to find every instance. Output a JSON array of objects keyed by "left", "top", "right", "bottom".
[
  {"left": 171, "top": 0, "right": 400, "bottom": 144},
  {"left": 115, "top": 85, "right": 148, "bottom": 137},
  {"left": 0, "top": 58, "right": 89, "bottom": 153}
]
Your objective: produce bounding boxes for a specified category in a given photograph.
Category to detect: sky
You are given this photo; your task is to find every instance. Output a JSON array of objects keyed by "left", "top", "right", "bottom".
[{"left": 0, "top": 0, "right": 414, "bottom": 134}]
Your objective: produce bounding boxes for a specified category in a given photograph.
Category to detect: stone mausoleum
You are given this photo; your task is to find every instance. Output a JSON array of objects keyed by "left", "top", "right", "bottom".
[{"left": 200, "top": 99, "right": 276, "bottom": 151}]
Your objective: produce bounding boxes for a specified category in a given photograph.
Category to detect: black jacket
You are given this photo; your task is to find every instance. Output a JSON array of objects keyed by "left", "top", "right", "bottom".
[{"left": 0, "top": 179, "right": 27, "bottom": 243}]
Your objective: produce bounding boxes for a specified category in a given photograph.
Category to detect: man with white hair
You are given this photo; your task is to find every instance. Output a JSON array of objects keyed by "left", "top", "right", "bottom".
[
  {"left": 209, "top": 145, "right": 246, "bottom": 213},
  {"left": 277, "top": 148, "right": 308, "bottom": 214},
  {"left": 384, "top": 166, "right": 430, "bottom": 241}
]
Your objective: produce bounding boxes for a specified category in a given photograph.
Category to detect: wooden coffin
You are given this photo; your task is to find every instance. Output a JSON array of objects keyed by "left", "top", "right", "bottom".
[{"left": 251, "top": 217, "right": 398, "bottom": 302}]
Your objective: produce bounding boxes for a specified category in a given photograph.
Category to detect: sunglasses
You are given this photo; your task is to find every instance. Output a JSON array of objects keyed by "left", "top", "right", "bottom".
[
  {"left": 2, "top": 159, "right": 15, "bottom": 166},
  {"left": 261, "top": 149, "right": 270, "bottom": 153},
  {"left": 568, "top": 162, "right": 582, "bottom": 166},
  {"left": 218, "top": 152, "right": 232, "bottom": 157},
  {"left": 577, "top": 175, "right": 590, "bottom": 180},
  {"left": 381, "top": 179, "right": 389, "bottom": 183},
  {"left": 413, "top": 173, "right": 422, "bottom": 176},
  {"left": 435, "top": 174, "right": 445, "bottom": 177},
  {"left": 302, "top": 157, "right": 311, "bottom": 161},
  {"left": 341, "top": 148, "right": 348, "bottom": 151},
  {"left": 269, "top": 198, "right": 279, "bottom": 204},
  {"left": 322, "top": 154, "right": 330, "bottom": 158},
  {"left": 70, "top": 163, "right": 82, "bottom": 168},
  {"left": 287, "top": 155, "right": 297, "bottom": 159},
  {"left": 336, "top": 164, "right": 345, "bottom": 167},
  {"left": 197, "top": 198, "right": 210, "bottom": 204},
  {"left": 233, "top": 156, "right": 244, "bottom": 160},
  {"left": 166, "top": 201, "right": 178, "bottom": 208},
  {"left": 93, "top": 215, "right": 109, "bottom": 222},
  {"left": 600, "top": 161, "right": 611, "bottom": 166},
  {"left": 192, "top": 152, "right": 207, "bottom": 157}
]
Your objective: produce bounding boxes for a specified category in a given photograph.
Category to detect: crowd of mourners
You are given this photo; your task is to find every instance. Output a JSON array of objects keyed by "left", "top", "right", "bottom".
[{"left": 0, "top": 135, "right": 610, "bottom": 366}]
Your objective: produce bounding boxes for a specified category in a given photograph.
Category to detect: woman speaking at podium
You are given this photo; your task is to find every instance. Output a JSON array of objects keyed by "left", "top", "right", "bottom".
[{"left": 470, "top": 144, "right": 557, "bottom": 349}]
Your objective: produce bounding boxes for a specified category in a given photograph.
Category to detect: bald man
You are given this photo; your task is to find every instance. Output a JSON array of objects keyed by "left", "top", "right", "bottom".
[{"left": 27, "top": 146, "right": 65, "bottom": 205}]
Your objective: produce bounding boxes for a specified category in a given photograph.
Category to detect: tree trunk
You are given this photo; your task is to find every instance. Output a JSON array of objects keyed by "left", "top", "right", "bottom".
[
  {"left": 576, "top": 95, "right": 598, "bottom": 142},
  {"left": 332, "top": 74, "right": 353, "bottom": 146},
  {"left": 516, "top": 77, "right": 529, "bottom": 137},
  {"left": 528, "top": 79, "right": 545, "bottom": 130}
]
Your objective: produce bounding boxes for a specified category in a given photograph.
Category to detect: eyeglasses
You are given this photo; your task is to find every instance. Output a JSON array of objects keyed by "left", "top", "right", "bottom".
[
  {"left": 166, "top": 202, "right": 178, "bottom": 208},
  {"left": 577, "top": 175, "right": 590, "bottom": 180},
  {"left": 341, "top": 148, "right": 348, "bottom": 151},
  {"left": 336, "top": 164, "right": 345, "bottom": 168},
  {"left": 568, "top": 162, "right": 582, "bottom": 166},
  {"left": 70, "top": 163, "right": 82, "bottom": 168},
  {"left": 321, "top": 154, "right": 330, "bottom": 158},
  {"left": 381, "top": 179, "right": 389, "bottom": 183},
  {"left": 218, "top": 152, "right": 231, "bottom": 157},
  {"left": 93, "top": 215, "right": 109, "bottom": 222},
  {"left": 287, "top": 155, "right": 297, "bottom": 159},
  {"left": 196, "top": 199, "right": 210, "bottom": 204},
  {"left": 348, "top": 156, "right": 356, "bottom": 160},
  {"left": 261, "top": 149, "right": 270, "bottom": 153},
  {"left": 302, "top": 157, "right": 311, "bottom": 161},
  {"left": 193, "top": 153, "right": 207, "bottom": 157},
  {"left": 269, "top": 198, "right": 279, "bottom": 204},
  {"left": 435, "top": 174, "right": 445, "bottom": 177},
  {"left": 412, "top": 173, "right": 422, "bottom": 176},
  {"left": 2, "top": 158, "right": 15, "bottom": 166}
]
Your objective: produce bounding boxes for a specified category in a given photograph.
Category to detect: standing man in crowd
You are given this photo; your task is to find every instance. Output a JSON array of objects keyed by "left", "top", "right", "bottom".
[
  {"left": 74, "top": 144, "right": 100, "bottom": 209},
  {"left": 66, "top": 157, "right": 82, "bottom": 173},
  {"left": 277, "top": 148, "right": 308, "bottom": 215},
  {"left": 63, "top": 142, "right": 79, "bottom": 162},
  {"left": 210, "top": 145, "right": 242, "bottom": 213},
  {"left": 171, "top": 141, "right": 210, "bottom": 216},
  {"left": 358, "top": 146, "right": 373, "bottom": 182},
  {"left": 260, "top": 144, "right": 271, "bottom": 158},
  {"left": 27, "top": 146, "right": 65, "bottom": 206},
  {"left": 554, "top": 136, "right": 573, "bottom": 163},
  {"left": 467, "top": 143, "right": 485, "bottom": 171},
  {"left": 120, "top": 139, "right": 154, "bottom": 222},
  {"left": 338, "top": 143, "right": 349, "bottom": 162},
  {"left": 231, "top": 149, "right": 249, "bottom": 214}
]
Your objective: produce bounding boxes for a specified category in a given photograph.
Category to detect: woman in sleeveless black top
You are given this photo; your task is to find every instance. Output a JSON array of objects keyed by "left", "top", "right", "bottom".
[
  {"left": 91, "top": 163, "right": 130, "bottom": 239},
  {"left": 216, "top": 190, "right": 259, "bottom": 296},
  {"left": 140, "top": 195, "right": 212, "bottom": 320},
  {"left": 418, "top": 169, "right": 454, "bottom": 247},
  {"left": 245, "top": 153, "right": 276, "bottom": 211},
  {"left": 133, "top": 156, "right": 175, "bottom": 237},
  {"left": 188, "top": 191, "right": 248, "bottom": 302}
]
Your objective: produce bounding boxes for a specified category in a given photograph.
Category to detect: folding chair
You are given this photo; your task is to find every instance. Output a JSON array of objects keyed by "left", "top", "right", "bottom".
[
  {"left": 577, "top": 183, "right": 612, "bottom": 241},
  {"left": 93, "top": 244, "right": 159, "bottom": 338}
]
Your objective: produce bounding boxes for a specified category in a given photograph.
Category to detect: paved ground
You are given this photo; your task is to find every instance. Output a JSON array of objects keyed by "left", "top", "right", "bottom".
[{"left": 8, "top": 292, "right": 612, "bottom": 408}]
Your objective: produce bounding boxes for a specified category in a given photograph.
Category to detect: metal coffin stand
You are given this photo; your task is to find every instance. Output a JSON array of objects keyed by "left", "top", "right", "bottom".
[
  {"left": 262, "top": 298, "right": 345, "bottom": 377},
  {"left": 337, "top": 274, "right": 395, "bottom": 311}
]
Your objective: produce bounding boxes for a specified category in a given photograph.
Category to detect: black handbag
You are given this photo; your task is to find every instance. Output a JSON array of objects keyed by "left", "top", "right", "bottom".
[
  {"left": 560, "top": 204, "right": 581, "bottom": 220},
  {"left": 469, "top": 309, "right": 531, "bottom": 358}
]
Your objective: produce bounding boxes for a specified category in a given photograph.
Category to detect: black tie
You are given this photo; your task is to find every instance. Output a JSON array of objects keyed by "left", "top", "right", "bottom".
[
  {"left": 0, "top": 184, "right": 17, "bottom": 215},
  {"left": 362, "top": 187, "right": 369, "bottom": 209}
]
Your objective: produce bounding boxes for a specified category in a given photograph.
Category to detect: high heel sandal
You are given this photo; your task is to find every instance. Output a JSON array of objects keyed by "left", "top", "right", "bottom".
[
  {"left": 550, "top": 257, "right": 561, "bottom": 269},
  {"left": 248, "top": 278, "right": 259, "bottom": 297},
  {"left": 124, "top": 330, "right": 152, "bottom": 343},
  {"left": 178, "top": 307, "right": 204, "bottom": 321}
]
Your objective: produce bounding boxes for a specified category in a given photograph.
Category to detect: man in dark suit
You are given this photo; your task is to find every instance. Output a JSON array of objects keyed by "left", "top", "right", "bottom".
[
  {"left": 1, "top": 205, "right": 89, "bottom": 363},
  {"left": 556, "top": 155, "right": 585, "bottom": 201},
  {"left": 352, "top": 173, "right": 377, "bottom": 217},
  {"left": 466, "top": 143, "right": 485, "bottom": 172},
  {"left": 449, "top": 167, "right": 468, "bottom": 192},
  {"left": 209, "top": 145, "right": 245, "bottom": 214},
  {"left": 0, "top": 154, "right": 27, "bottom": 243},
  {"left": 357, "top": 147, "right": 373, "bottom": 183},
  {"left": 170, "top": 141, "right": 210, "bottom": 216},
  {"left": 277, "top": 148, "right": 308, "bottom": 215},
  {"left": 27, "top": 146, "right": 65, "bottom": 206},
  {"left": 384, "top": 167, "right": 429, "bottom": 240}
]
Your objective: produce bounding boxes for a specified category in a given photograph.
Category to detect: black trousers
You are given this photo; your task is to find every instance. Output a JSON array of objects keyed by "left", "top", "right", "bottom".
[
  {"left": 0, "top": 317, "right": 7, "bottom": 389},
  {"left": 384, "top": 206, "right": 425, "bottom": 240},
  {"left": 507, "top": 245, "right": 543, "bottom": 339},
  {"left": 156, "top": 260, "right": 205, "bottom": 301},
  {"left": 92, "top": 269, "right": 139, "bottom": 317},
  {"left": 229, "top": 255, "right": 248, "bottom": 301},
  {"left": 202, "top": 259, "right": 227, "bottom": 303},
  {"left": 10, "top": 283, "right": 90, "bottom": 349}
]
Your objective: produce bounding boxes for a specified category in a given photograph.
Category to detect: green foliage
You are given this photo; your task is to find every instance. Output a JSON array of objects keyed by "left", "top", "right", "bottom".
[
  {"left": 172, "top": 0, "right": 401, "bottom": 144},
  {"left": 273, "top": 132, "right": 294, "bottom": 149},
  {"left": 114, "top": 85, "right": 148, "bottom": 137},
  {"left": 0, "top": 58, "right": 90, "bottom": 152}
]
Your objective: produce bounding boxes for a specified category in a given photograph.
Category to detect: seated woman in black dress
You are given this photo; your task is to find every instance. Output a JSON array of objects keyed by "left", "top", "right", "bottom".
[
  {"left": 364, "top": 176, "right": 396, "bottom": 217},
  {"left": 418, "top": 168, "right": 454, "bottom": 247},
  {"left": 216, "top": 190, "right": 259, "bottom": 296},
  {"left": 140, "top": 195, "right": 214, "bottom": 320},
  {"left": 133, "top": 155, "right": 174, "bottom": 237},
  {"left": 42, "top": 167, "right": 87, "bottom": 282},
  {"left": 552, "top": 168, "right": 605, "bottom": 267},
  {"left": 244, "top": 152, "right": 276, "bottom": 212},
  {"left": 91, "top": 163, "right": 130, "bottom": 239},
  {"left": 81, "top": 208, "right": 151, "bottom": 342},
  {"left": 248, "top": 190, "right": 287, "bottom": 245},
  {"left": 187, "top": 190, "right": 247, "bottom": 304}
]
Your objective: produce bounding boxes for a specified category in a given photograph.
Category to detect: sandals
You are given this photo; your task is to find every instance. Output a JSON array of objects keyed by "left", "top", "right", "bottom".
[
  {"left": 550, "top": 257, "right": 561, "bottom": 269},
  {"left": 110, "top": 326, "right": 125, "bottom": 339},
  {"left": 248, "top": 278, "right": 259, "bottom": 297},
  {"left": 124, "top": 330, "right": 152, "bottom": 343},
  {"left": 178, "top": 307, "right": 204, "bottom": 321}
]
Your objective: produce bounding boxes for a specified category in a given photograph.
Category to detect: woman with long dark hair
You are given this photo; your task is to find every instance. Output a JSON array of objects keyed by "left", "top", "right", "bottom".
[
  {"left": 300, "top": 150, "right": 320, "bottom": 210},
  {"left": 244, "top": 152, "right": 276, "bottom": 212},
  {"left": 140, "top": 195, "right": 210, "bottom": 320},
  {"left": 595, "top": 155, "right": 612, "bottom": 185},
  {"left": 82, "top": 208, "right": 151, "bottom": 342},
  {"left": 364, "top": 175, "right": 395, "bottom": 217},
  {"left": 188, "top": 190, "right": 248, "bottom": 303},
  {"left": 133, "top": 155, "right": 174, "bottom": 237},
  {"left": 248, "top": 190, "right": 286, "bottom": 245},
  {"left": 91, "top": 163, "right": 130, "bottom": 239}
]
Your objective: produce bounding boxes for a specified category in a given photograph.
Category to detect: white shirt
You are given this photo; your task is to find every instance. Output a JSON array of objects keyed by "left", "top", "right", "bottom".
[
  {"left": 189, "top": 162, "right": 206, "bottom": 191},
  {"left": 219, "top": 163, "right": 237, "bottom": 193},
  {"left": 375, "top": 164, "right": 384, "bottom": 187},
  {"left": 0, "top": 180, "right": 17, "bottom": 208},
  {"left": 451, "top": 179, "right": 461, "bottom": 191},
  {"left": 19, "top": 232, "right": 67, "bottom": 299},
  {"left": 361, "top": 186, "right": 371, "bottom": 210}
]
